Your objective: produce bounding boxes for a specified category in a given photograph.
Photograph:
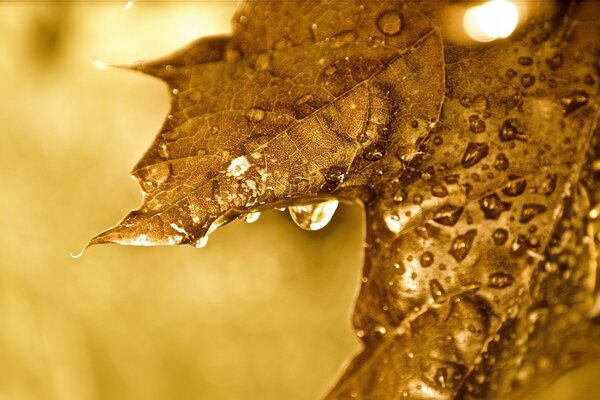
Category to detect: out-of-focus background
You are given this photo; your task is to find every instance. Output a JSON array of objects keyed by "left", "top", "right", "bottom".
[{"left": 0, "top": 2, "right": 598, "bottom": 399}]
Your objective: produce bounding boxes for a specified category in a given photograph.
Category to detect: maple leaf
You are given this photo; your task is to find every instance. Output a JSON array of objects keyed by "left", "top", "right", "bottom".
[{"left": 87, "top": 1, "right": 600, "bottom": 399}]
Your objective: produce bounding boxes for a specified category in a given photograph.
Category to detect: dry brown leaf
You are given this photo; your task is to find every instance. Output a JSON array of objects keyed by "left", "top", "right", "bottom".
[{"left": 87, "top": 1, "right": 600, "bottom": 399}]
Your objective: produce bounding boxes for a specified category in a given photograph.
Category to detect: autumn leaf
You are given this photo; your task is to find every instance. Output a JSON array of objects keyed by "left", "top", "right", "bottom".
[{"left": 87, "top": 1, "right": 600, "bottom": 399}]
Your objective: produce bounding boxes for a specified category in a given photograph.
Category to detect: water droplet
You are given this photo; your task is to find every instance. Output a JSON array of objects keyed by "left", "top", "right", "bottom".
[
  {"left": 540, "top": 174, "right": 557, "bottom": 196},
  {"left": 294, "top": 93, "right": 314, "bottom": 106},
  {"left": 430, "top": 279, "right": 447, "bottom": 302},
  {"left": 146, "top": 162, "right": 172, "bottom": 187},
  {"left": 171, "top": 88, "right": 180, "bottom": 95},
  {"left": 289, "top": 200, "right": 338, "bottom": 231},
  {"left": 238, "top": 211, "right": 261, "bottom": 223},
  {"left": 435, "top": 368, "right": 448, "bottom": 388},
  {"left": 254, "top": 53, "right": 271, "bottom": 71},
  {"left": 433, "top": 205, "right": 464, "bottom": 226},
  {"left": 479, "top": 193, "right": 511, "bottom": 220},
  {"left": 195, "top": 236, "right": 208, "bottom": 248},
  {"left": 450, "top": 229, "right": 477, "bottom": 262},
  {"left": 468, "top": 115, "right": 486, "bottom": 133},
  {"left": 246, "top": 108, "right": 266, "bottom": 122},
  {"left": 324, "top": 166, "right": 346, "bottom": 183},
  {"left": 273, "top": 37, "right": 293, "bottom": 50},
  {"left": 376, "top": 10, "right": 402, "bottom": 36},
  {"left": 488, "top": 272, "right": 514, "bottom": 288},
  {"left": 494, "top": 153, "right": 509, "bottom": 171},
  {"left": 502, "top": 175, "right": 526, "bottom": 196},
  {"left": 393, "top": 189, "right": 406, "bottom": 202},
  {"left": 520, "top": 204, "right": 547, "bottom": 224},
  {"left": 288, "top": 175, "right": 310, "bottom": 185},
  {"left": 462, "top": 142, "right": 489, "bottom": 168},
  {"left": 545, "top": 53, "right": 563, "bottom": 70},
  {"left": 363, "top": 143, "right": 385, "bottom": 161},
  {"left": 431, "top": 184, "right": 448, "bottom": 198},
  {"left": 420, "top": 251, "right": 434, "bottom": 267},
  {"left": 520, "top": 73, "right": 536, "bottom": 88},
  {"left": 493, "top": 228, "right": 508, "bottom": 245},
  {"left": 499, "top": 119, "right": 526, "bottom": 141},
  {"left": 561, "top": 90, "right": 589, "bottom": 116},
  {"left": 518, "top": 56, "right": 533, "bottom": 66},
  {"left": 472, "top": 95, "right": 488, "bottom": 111},
  {"left": 324, "top": 65, "right": 337, "bottom": 77},
  {"left": 158, "top": 142, "right": 169, "bottom": 159}
]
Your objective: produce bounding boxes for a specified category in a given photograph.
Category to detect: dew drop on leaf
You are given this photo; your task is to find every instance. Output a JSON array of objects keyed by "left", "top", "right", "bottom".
[
  {"left": 488, "top": 272, "right": 515, "bottom": 289},
  {"left": 461, "top": 142, "right": 489, "bottom": 168},
  {"left": 194, "top": 236, "right": 208, "bottom": 249},
  {"left": 376, "top": 10, "right": 402, "bottom": 36},
  {"left": 288, "top": 199, "right": 338, "bottom": 231},
  {"left": 238, "top": 211, "right": 261, "bottom": 223}
]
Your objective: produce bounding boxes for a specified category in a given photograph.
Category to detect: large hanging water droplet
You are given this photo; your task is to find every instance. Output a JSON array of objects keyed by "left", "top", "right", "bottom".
[
  {"left": 195, "top": 236, "right": 208, "bottom": 248},
  {"left": 376, "top": 10, "right": 402, "bottom": 36},
  {"left": 450, "top": 229, "right": 477, "bottom": 262},
  {"left": 289, "top": 200, "right": 339, "bottom": 231},
  {"left": 461, "top": 142, "right": 489, "bottom": 168},
  {"left": 239, "top": 211, "right": 261, "bottom": 223}
]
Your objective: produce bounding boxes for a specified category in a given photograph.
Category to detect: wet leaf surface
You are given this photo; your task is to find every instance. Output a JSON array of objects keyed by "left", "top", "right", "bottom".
[{"left": 88, "top": 1, "right": 600, "bottom": 399}]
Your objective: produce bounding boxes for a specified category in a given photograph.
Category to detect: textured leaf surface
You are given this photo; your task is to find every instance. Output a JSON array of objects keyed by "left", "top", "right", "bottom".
[{"left": 89, "top": 1, "right": 600, "bottom": 399}]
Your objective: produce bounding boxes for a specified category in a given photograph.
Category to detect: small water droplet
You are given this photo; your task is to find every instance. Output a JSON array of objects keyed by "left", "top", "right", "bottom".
[
  {"left": 488, "top": 272, "right": 515, "bottom": 288},
  {"left": 393, "top": 189, "right": 406, "bottom": 202},
  {"left": 430, "top": 279, "right": 447, "bottom": 302},
  {"left": 520, "top": 73, "right": 536, "bottom": 88},
  {"left": 540, "top": 174, "right": 557, "bottom": 196},
  {"left": 468, "top": 115, "right": 486, "bottom": 133},
  {"left": 254, "top": 53, "right": 271, "bottom": 71},
  {"left": 518, "top": 56, "right": 533, "bottom": 66},
  {"left": 363, "top": 143, "right": 385, "bottom": 161},
  {"left": 431, "top": 184, "right": 448, "bottom": 198},
  {"left": 520, "top": 204, "right": 547, "bottom": 224},
  {"left": 545, "top": 53, "right": 563, "bottom": 70},
  {"left": 461, "top": 142, "right": 489, "bottom": 168},
  {"left": 499, "top": 119, "right": 526, "bottom": 141},
  {"left": 376, "top": 10, "right": 402, "bottom": 36},
  {"left": 420, "top": 251, "right": 434, "bottom": 267},
  {"left": 502, "top": 175, "right": 526, "bottom": 196},
  {"left": 289, "top": 200, "right": 339, "bottom": 231},
  {"left": 494, "top": 153, "right": 509, "bottom": 171},
  {"left": 435, "top": 367, "right": 448, "bottom": 388},
  {"left": 246, "top": 108, "right": 266, "bottom": 122},
  {"left": 561, "top": 90, "right": 589, "bottom": 116},
  {"left": 294, "top": 93, "right": 314, "bottom": 106},
  {"left": 450, "top": 229, "right": 477, "bottom": 262},
  {"left": 324, "top": 64, "right": 337, "bottom": 77},
  {"left": 493, "top": 228, "right": 509, "bottom": 245},
  {"left": 239, "top": 211, "right": 261, "bottom": 223},
  {"left": 324, "top": 166, "right": 346, "bottom": 183},
  {"left": 433, "top": 205, "right": 464, "bottom": 226},
  {"left": 479, "top": 193, "right": 511, "bottom": 220},
  {"left": 158, "top": 142, "right": 169, "bottom": 159}
]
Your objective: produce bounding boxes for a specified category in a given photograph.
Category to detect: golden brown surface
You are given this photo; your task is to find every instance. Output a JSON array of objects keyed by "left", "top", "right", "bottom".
[{"left": 1, "top": 2, "right": 599, "bottom": 399}]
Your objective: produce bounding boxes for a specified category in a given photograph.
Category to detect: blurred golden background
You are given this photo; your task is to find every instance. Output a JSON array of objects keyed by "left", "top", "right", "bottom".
[{"left": 0, "top": 2, "right": 598, "bottom": 399}]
